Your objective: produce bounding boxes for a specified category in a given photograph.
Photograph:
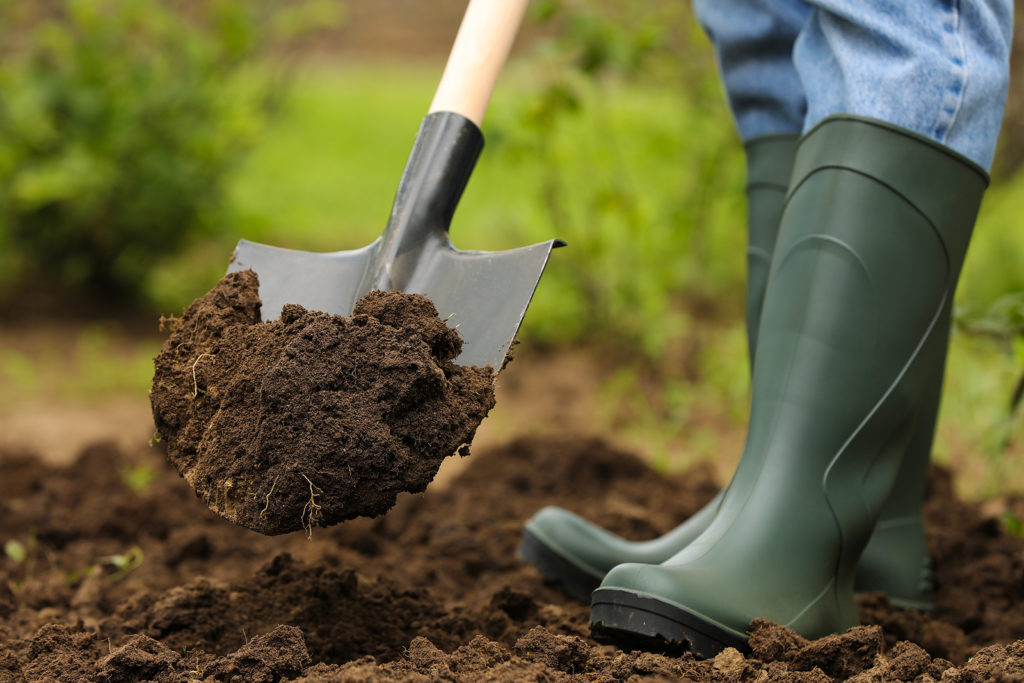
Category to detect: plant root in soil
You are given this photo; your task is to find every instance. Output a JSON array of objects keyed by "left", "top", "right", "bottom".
[
  {"left": 2, "top": 437, "right": 1024, "bottom": 681},
  {"left": 149, "top": 270, "right": 496, "bottom": 535}
]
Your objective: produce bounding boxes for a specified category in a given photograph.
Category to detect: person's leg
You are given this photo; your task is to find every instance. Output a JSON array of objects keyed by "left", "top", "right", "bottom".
[
  {"left": 519, "top": 0, "right": 1010, "bottom": 611},
  {"left": 517, "top": 0, "right": 807, "bottom": 602},
  {"left": 692, "top": 0, "right": 811, "bottom": 142},
  {"left": 690, "top": 0, "right": 812, "bottom": 362},
  {"left": 589, "top": 0, "right": 1011, "bottom": 657},
  {"left": 592, "top": 114, "right": 991, "bottom": 660},
  {"left": 518, "top": 135, "right": 797, "bottom": 603},
  {"left": 795, "top": 0, "right": 1012, "bottom": 171},
  {"left": 794, "top": 0, "right": 1013, "bottom": 611}
]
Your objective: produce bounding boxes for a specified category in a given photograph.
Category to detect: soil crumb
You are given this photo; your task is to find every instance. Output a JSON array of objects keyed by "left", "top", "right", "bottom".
[
  {"left": 2, "top": 437, "right": 1024, "bottom": 681},
  {"left": 150, "top": 270, "right": 495, "bottom": 535}
]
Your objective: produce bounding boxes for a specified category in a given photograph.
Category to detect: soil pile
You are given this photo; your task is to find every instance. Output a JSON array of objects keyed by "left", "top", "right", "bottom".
[
  {"left": 150, "top": 271, "right": 495, "bottom": 535},
  {"left": 1, "top": 436, "right": 1023, "bottom": 681}
]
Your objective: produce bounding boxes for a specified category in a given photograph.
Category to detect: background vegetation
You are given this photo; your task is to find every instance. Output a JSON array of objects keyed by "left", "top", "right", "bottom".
[
  {"left": 0, "top": 0, "right": 338, "bottom": 302},
  {"left": 1, "top": 0, "right": 1021, "bottom": 498}
]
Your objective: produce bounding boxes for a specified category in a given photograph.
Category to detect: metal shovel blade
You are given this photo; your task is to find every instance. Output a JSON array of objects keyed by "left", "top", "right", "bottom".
[{"left": 227, "top": 112, "right": 562, "bottom": 371}]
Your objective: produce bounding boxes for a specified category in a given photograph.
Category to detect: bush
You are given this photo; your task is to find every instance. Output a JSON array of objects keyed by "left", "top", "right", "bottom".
[
  {"left": 488, "top": 0, "right": 745, "bottom": 360},
  {"left": 0, "top": 0, "right": 337, "bottom": 303}
]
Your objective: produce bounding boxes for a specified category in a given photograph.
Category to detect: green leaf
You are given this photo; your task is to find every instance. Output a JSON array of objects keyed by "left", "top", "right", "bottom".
[
  {"left": 101, "top": 545, "right": 144, "bottom": 582},
  {"left": 1004, "top": 511, "right": 1024, "bottom": 538},
  {"left": 4, "top": 539, "right": 26, "bottom": 564},
  {"left": 121, "top": 464, "right": 157, "bottom": 492}
]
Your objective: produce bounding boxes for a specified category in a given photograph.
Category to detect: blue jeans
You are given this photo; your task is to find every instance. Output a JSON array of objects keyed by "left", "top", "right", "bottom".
[{"left": 693, "top": 0, "right": 1013, "bottom": 170}]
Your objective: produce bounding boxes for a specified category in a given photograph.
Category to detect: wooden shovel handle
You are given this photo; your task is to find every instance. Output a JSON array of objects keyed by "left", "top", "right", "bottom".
[{"left": 428, "top": 0, "right": 530, "bottom": 127}]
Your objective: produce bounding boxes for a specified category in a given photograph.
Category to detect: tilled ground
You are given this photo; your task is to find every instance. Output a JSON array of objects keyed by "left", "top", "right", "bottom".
[{"left": 1, "top": 435, "right": 1023, "bottom": 681}]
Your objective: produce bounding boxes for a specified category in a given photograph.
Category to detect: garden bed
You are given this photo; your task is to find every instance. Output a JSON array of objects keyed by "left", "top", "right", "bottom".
[{"left": 1, "top": 433, "right": 1023, "bottom": 681}]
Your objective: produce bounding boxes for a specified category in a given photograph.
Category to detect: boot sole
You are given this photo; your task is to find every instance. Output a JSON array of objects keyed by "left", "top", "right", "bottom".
[
  {"left": 518, "top": 528, "right": 603, "bottom": 603},
  {"left": 590, "top": 588, "right": 750, "bottom": 659},
  {"left": 520, "top": 527, "right": 935, "bottom": 614}
]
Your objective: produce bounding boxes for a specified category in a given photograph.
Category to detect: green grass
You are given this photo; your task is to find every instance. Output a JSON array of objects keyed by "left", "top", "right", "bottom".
[
  {"left": 147, "top": 63, "right": 440, "bottom": 310},
  {"left": 959, "top": 170, "right": 1024, "bottom": 312},
  {"left": 0, "top": 326, "right": 156, "bottom": 409},
  {"left": 228, "top": 64, "right": 438, "bottom": 249}
]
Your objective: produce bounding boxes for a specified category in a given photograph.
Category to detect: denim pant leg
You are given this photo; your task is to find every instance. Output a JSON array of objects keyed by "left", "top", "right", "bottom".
[
  {"left": 794, "top": 1, "right": 1012, "bottom": 171},
  {"left": 695, "top": 0, "right": 1012, "bottom": 170},
  {"left": 692, "top": 0, "right": 812, "bottom": 140}
]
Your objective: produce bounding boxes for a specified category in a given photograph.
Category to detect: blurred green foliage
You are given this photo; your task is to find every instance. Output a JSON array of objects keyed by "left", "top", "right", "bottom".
[
  {"left": 491, "top": 0, "right": 744, "bottom": 359},
  {"left": 0, "top": 1, "right": 1019, "bottom": 494},
  {"left": 0, "top": 0, "right": 338, "bottom": 302},
  {"left": 954, "top": 291, "right": 1024, "bottom": 455},
  {"left": 120, "top": 463, "right": 157, "bottom": 492},
  {"left": 955, "top": 170, "right": 1024, "bottom": 444},
  {"left": 0, "top": 324, "right": 159, "bottom": 409},
  {"left": 151, "top": 1, "right": 744, "bottom": 366}
]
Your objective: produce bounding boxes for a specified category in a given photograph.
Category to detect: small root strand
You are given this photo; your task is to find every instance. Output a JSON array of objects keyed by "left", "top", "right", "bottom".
[
  {"left": 300, "top": 474, "right": 323, "bottom": 540},
  {"left": 190, "top": 353, "right": 213, "bottom": 398},
  {"left": 259, "top": 475, "right": 280, "bottom": 519}
]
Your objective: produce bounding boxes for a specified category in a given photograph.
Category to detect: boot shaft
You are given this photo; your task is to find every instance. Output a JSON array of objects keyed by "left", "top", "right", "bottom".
[
  {"left": 661, "top": 116, "right": 988, "bottom": 636},
  {"left": 744, "top": 134, "right": 798, "bottom": 368}
]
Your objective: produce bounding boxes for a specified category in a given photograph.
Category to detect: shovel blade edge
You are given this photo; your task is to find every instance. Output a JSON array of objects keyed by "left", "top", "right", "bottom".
[
  {"left": 228, "top": 237, "right": 561, "bottom": 371},
  {"left": 229, "top": 238, "right": 378, "bottom": 322}
]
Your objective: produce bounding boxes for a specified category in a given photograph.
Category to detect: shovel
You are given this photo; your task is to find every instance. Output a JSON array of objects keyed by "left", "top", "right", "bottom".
[{"left": 228, "top": 0, "right": 563, "bottom": 371}]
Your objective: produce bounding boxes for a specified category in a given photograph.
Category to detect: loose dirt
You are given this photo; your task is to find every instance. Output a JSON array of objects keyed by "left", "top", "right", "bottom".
[
  {"left": 2, "top": 435, "right": 1023, "bottom": 681},
  {"left": 150, "top": 271, "right": 495, "bottom": 535}
]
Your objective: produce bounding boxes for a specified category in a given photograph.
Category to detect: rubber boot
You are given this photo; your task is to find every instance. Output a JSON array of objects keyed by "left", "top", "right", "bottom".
[
  {"left": 517, "top": 134, "right": 798, "bottom": 603},
  {"left": 853, "top": 314, "right": 948, "bottom": 611},
  {"left": 588, "top": 116, "right": 987, "bottom": 658},
  {"left": 520, "top": 129, "right": 949, "bottom": 611}
]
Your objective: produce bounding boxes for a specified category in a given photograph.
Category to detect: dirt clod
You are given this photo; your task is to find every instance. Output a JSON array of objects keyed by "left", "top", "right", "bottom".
[
  {"left": 150, "top": 271, "right": 496, "bottom": 535},
  {"left": 96, "top": 634, "right": 181, "bottom": 683},
  {"left": 2, "top": 436, "right": 1024, "bottom": 681},
  {"left": 202, "top": 625, "right": 312, "bottom": 682},
  {"left": 24, "top": 624, "right": 101, "bottom": 683}
]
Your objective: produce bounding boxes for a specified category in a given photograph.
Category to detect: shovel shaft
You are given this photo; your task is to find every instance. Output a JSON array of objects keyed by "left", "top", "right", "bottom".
[
  {"left": 428, "top": 0, "right": 530, "bottom": 126},
  {"left": 368, "top": 111, "right": 484, "bottom": 292}
]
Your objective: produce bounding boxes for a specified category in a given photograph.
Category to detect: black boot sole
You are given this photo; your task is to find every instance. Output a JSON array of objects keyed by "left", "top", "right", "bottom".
[
  {"left": 590, "top": 588, "right": 750, "bottom": 659},
  {"left": 517, "top": 528, "right": 603, "bottom": 603}
]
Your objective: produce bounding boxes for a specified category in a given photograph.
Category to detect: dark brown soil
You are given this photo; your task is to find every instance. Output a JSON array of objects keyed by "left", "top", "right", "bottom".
[
  {"left": 150, "top": 271, "right": 495, "bottom": 535},
  {"left": 2, "top": 434, "right": 1024, "bottom": 681}
]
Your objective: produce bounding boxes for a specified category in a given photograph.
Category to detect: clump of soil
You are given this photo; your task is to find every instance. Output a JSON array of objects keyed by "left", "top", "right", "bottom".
[
  {"left": 2, "top": 435, "right": 1024, "bottom": 681},
  {"left": 150, "top": 270, "right": 495, "bottom": 535}
]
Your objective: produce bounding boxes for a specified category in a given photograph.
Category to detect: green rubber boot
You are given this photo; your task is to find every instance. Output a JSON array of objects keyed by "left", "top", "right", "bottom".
[
  {"left": 588, "top": 116, "right": 987, "bottom": 658},
  {"left": 518, "top": 134, "right": 798, "bottom": 603},
  {"left": 519, "top": 338, "right": 949, "bottom": 610},
  {"left": 853, "top": 312, "right": 948, "bottom": 611},
  {"left": 520, "top": 131, "right": 950, "bottom": 611}
]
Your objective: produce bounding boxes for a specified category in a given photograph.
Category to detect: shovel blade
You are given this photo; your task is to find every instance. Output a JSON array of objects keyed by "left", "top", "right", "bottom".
[
  {"left": 229, "top": 238, "right": 376, "bottom": 321},
  {"left": 228, "top": 236, "right": 560, "bottom": 370}
]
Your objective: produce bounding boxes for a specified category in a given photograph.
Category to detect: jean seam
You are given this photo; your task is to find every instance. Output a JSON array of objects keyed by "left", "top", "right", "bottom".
[{"left": 935, "top": 0, "right": 969, "bottom": 146}]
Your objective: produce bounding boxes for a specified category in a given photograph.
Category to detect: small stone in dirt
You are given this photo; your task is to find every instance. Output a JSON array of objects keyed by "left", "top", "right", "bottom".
[{"left": 150, "top": 270, "right": 496, "bottom": 535}]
